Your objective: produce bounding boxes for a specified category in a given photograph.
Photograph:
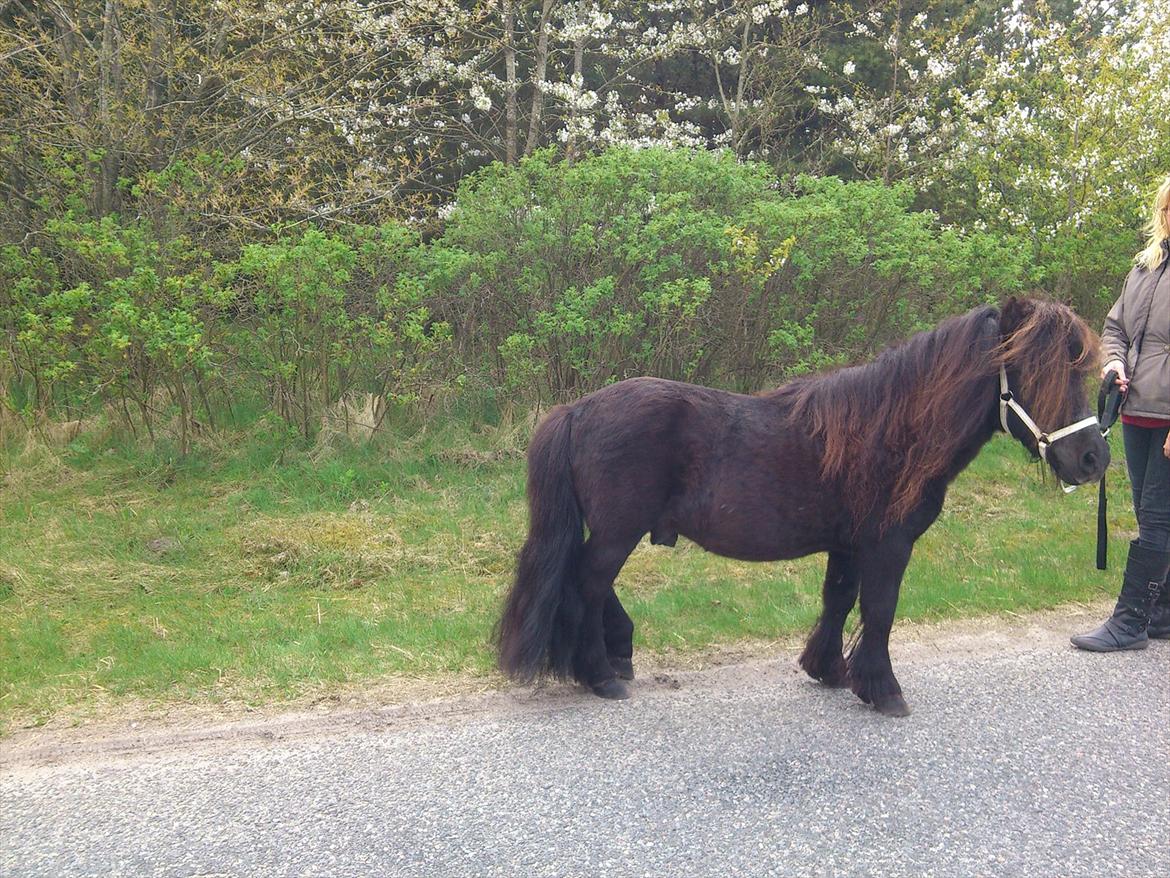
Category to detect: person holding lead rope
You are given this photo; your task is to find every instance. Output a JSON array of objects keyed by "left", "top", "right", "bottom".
[{"left": 1073, "top": 175, "right": 1170, "bottom": 652}]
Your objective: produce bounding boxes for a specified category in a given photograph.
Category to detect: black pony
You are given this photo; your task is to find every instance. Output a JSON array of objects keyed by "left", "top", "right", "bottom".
[{"left": 497, "top": 298, "right": 1108, "bottom": 716}]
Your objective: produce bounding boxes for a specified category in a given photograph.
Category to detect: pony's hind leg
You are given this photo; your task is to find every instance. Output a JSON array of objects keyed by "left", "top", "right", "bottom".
[
  {"left": 604, "top": 589, "right": 635, "bottom": 680},
  {"left": 575, "top": 532, "right": 641, "bottom": 699},
  {"left": 848, "top": 537, "right": 914, "bottom": 717},
  {"left": 799, "top": 551, "right": 859, "bottom": 687}
]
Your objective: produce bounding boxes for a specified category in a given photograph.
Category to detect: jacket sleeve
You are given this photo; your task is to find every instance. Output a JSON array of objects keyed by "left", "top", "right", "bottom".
[{"left": 1100, "top": 271, "right": 1133, "bottom": 367}]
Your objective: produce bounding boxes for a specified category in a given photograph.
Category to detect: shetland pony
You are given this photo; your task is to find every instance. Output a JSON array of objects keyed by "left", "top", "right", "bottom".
[{"left": 497, "top": 298, "right": 1108, "bottom": 716}]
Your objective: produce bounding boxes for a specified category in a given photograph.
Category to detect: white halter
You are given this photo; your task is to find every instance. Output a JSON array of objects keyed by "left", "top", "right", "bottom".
[{"left": 998, "top": 365, "right": 1099, "bottom": 491}]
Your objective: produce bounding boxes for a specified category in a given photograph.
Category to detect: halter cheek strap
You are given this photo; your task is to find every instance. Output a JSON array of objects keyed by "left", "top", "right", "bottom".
[{"left": 998, "top": 365, "right": 1099, "bottom": 464}]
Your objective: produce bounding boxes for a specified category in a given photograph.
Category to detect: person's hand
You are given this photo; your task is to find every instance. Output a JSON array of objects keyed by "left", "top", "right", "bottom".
[
  {"left": 1101, "top": 359, "right": 1129, "bottom": 393},
  {"left": 1163, "top": 431, "right": 1169, "bottom": 460}
]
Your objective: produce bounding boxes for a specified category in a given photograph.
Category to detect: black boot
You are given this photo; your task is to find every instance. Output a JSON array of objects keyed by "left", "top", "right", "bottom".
[
  {"left": 1071, "top": 541, "right": 1170, "bottom": 652},
  {"left": 1148, "top": 575, "right": 1170, "bottom": 640}
]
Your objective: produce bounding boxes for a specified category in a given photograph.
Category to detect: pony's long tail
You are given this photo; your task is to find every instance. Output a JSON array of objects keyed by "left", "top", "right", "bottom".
[{"left": 496, "top": 405, "right": 585, "bottom": 682}]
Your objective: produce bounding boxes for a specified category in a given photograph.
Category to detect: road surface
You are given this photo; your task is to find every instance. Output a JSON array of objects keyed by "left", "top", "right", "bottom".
[{"left": 2, "top": 607, "right": 1168, "bottom": 877}]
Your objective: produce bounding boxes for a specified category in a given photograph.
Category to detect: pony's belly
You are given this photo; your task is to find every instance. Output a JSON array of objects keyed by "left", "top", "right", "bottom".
[
  {"left": 686, "top": 534, "right": 826, "bottom": 562},
  {"left": 675, "top": 508, "right": 834, "bottom": 562},
  {"left": 689, "top": 534, "right": 829, "bottom": 562}
]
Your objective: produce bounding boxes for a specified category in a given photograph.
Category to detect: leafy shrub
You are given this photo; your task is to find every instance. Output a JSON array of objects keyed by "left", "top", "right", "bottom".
[
  {"left": 743, "top": 175, "right": 1035, "bottom": 375},
  {"left": 426, "top": 148, "right": 1033, "bottom": 398},
  {"left": 1, "top": 215, "right": 218, "bottom": 450},
  {"left": 429, "top": 147, "right": 792, "bottom": 399},
  {"left": 2, "top": 215, "right": 453, "bottom": 446},
  {"left": 227, "top": 224, "right": 452, "bottom": 438},
  {"left": 229, "top": 228, "right": 358, "bottom": 438},
  {"left": 1, "top": 147, "right": 1037, "bottom": 447}
]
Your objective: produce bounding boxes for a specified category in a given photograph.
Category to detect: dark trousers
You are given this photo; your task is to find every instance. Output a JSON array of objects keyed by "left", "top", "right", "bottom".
[{"left": 1122, "top": 423, "right": 1170, "bottom": 552}]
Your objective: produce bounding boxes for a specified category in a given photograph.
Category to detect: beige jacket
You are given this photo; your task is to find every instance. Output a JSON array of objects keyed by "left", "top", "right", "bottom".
[{"left": 1101, "top": 241, "right": 1170, "bottom": 420}]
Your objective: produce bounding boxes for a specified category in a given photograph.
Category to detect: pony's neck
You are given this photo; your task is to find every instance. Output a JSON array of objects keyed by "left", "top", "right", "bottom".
[
  {"left": 943, "top": 382, "right": 1003, "bottom": 483},
  {"left": 782, "top": 305, "right": 1004, "bottom": 526},
  {"left": 934, "top": 329, "right": 1006, "bottom": 485}
]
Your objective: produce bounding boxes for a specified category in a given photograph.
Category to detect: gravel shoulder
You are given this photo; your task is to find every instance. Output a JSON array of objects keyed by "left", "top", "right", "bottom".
[{"left": 0, "top": 602, "right": 1118, "bottom": 773}]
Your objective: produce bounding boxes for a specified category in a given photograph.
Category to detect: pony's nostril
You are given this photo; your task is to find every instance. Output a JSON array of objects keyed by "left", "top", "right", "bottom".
[{"left": 1081, "top": 447, "right": 1109, "bottom": 476}]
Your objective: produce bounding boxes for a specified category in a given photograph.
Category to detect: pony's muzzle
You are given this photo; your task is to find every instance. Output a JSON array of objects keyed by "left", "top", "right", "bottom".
[{"left": 1047, "top": 430, "right": 1110, "bottom": 486}]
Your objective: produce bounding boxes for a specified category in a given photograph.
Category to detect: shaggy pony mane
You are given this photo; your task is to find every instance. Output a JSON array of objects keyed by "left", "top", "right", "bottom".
[{"left": 771, "top": 299, "right": 1098, "bottom": 525}]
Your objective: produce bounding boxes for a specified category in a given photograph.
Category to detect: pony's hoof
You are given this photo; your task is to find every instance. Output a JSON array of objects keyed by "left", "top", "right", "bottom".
[
  {"left": 591, "top": 678, "right": 630, "bottom": 700},
  {"left": 873, "top": 693, "right": 911, "bottom": 717},
  {"left": 610, "top": 657, "right": 635, "bottom": 680},
  {"left": 816, "top": 659, "right": 850, "bottom": 688}
]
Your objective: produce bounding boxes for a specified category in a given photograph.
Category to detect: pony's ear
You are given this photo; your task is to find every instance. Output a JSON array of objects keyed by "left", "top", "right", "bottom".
[{"left": 998, "top": 296, "right": 1034, "bottom": 339}]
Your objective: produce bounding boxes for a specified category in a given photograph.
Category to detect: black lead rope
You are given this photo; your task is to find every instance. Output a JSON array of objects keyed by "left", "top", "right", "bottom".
[{"left": 1096, "top": 370, "right": 1124, "bottom": 570}]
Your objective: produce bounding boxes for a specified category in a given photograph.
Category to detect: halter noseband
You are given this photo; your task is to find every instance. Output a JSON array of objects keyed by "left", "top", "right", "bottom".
[{"left": 998, "top": 365, "right": 1099, "bottom": 464}]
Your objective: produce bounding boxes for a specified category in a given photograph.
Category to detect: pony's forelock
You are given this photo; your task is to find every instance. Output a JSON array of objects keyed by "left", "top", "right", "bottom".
[{"left": 993, "top": 300, "right": 1099, "bottom": 435}]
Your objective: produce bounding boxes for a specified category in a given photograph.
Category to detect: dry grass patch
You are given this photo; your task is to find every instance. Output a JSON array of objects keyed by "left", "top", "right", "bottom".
[
  {"left": 0, "top": 562, "right": 26, "bottom": 601},
  {"left": 56, "top": 558, "right": 185, "bottom": 592},
  {"left": 237, "top": 513, "right": 413, "bottom": 588},
  {"left": 434, "top": 446, "right": 523, "bottom": 467}
]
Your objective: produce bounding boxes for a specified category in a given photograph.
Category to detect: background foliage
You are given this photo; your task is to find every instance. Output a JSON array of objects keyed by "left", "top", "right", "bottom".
[{"left": 2, "top": 0, "right": 1168, "bottom": 441}]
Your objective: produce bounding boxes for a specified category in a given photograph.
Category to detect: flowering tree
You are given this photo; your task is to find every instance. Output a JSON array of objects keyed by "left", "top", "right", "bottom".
[
  {"left": 3, "top": 0, "right": 1164, "bottom": 313},
  {"left": 370, "top": 1, "right": 840, "bottom": 184},
  {"left": 814, "top": 0, "right": 1170, "bottom": 309}
]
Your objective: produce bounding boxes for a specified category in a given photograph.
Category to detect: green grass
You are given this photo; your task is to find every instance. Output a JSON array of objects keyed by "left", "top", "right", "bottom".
[{"left": 0, "top": 418, "right": 1135, "bottom": 732}]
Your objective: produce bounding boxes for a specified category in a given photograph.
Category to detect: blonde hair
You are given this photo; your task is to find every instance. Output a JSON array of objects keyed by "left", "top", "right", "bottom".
[{"left": 1135, "top": 175, "right": 1170, "bottom": 271}]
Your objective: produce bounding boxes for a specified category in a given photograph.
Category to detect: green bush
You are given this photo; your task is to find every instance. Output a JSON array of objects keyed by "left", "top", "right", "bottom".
[
  {"left": 426, "top": 149, "right": 1033, "bottom": 398},
  {"left": 743, "top": 176, "right": 1035, "bottom": 375},
  {"left": 1, "top": 147, "right": 1038, "bottom": 445},
  {"left": 350, "top": 223, "right": 455, "bottom": 411},
  {"left": 226, "top": 224, "right": 453, "bottom": 439},
  {"left": 230, "top": 228, "right": 358, "bottom": 439},
  {"left": 1, "top": 215, "right": 453, "bottom": 445},
  {"left": 429, "top": 147, "right": 794, "bottom": 399},
  {"left": 1, "top": 215, "right": 218, "bottom": 450}
]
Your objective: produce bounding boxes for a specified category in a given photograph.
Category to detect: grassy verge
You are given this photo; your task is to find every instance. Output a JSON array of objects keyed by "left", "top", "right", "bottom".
[{"left": 0, "top": 418, "right": 1134, "bottom": 732}]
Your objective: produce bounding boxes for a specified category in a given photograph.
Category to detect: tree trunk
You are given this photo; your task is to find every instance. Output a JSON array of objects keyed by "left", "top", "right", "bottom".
[
  {"left": 566, "top": 16, "right": 586, "bottom": 163},
  {"left": 97, "top": 0, "right": 125, "bottom": 216},
  {"left": 503, "top": 1, "right": 519, "bottom": 163},
  {"left": 143, "top": 0, "right": 170, "bottom": 172},
  {"left": 523, "top": 0, "right": 558, "bottom": 157},
  {"left": 883, "top": 1, "right": 903, "bottom": 185},
  {"left": 732, "top": 16, "right": 752, "bottom": 154}
]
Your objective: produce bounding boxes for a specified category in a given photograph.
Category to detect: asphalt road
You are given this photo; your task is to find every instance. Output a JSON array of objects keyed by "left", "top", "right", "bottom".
[{"left": 2, "top": 610, "right": 1168, "bottom": 878}]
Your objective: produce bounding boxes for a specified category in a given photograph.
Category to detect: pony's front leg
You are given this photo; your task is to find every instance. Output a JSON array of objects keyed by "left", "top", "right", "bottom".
[
  {"left": 848, "top": 536, "right": 914, "bottom": 717},
  {"left": 799, "top": 550, "right": 859, "bottom": 687}
]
